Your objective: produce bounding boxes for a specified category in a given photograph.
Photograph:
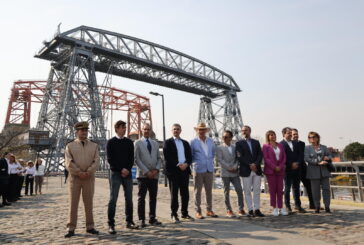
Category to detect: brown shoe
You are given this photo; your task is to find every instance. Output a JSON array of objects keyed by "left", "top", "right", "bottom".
[
  {"left": 206, "top": 211, "right": 218, "bottom": 218},
  {"left": 237, "top": 210, "right": 246, "bottom": 217},
  {"left": 195, "top": 212, "right": 204, "bottom": 219},
  {"left": 226, "top": 210, "right": 235, "bottom": 218}
]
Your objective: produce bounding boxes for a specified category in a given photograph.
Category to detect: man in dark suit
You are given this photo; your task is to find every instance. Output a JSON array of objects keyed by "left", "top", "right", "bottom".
[
  {"left": 163, "top": 123, "right": 194, "bottom": 223},
  {"left": 280, "top": 127, "right": 306, "bottom": 213},
  {"left": 235, "top": 126, "right": 264, "bottom": 217},
  {"left": 0, "top": 153, "right": 12, "bottom": 208},
  {"left": 292, "top": 128, "right": 315, "bottom": 209}
]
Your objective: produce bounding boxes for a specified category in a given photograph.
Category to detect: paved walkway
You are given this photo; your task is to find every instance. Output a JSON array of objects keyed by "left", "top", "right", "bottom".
[{"left": 0, "top": 176, "right": 363, "bottom": 245}]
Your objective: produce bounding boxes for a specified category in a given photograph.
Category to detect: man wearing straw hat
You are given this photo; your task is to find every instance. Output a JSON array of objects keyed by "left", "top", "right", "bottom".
[
  {"left": 190, "top": 122, "right": 218, "bottom": 219},
  {"left": 64, "top": 121, "right": 100, "bottom": 238}
]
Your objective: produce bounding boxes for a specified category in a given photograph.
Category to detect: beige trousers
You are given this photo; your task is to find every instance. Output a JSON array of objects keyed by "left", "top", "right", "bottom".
[
  {"left": 34, "top": 176, "right": 44, "bottom": 194},
  {"left": 67, "top": 175, "right": 95, "bottom": 231},
  {"left": 193, "top": 172, "right": 214, "bottom": 213}
]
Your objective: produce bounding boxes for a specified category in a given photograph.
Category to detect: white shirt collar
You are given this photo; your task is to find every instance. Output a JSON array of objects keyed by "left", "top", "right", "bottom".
[
  {"left": 198, "top": 137, "right": 208, "bottom": 143},
  {"left": 115, "top": 135, "right": 124, "bottom": 139}
]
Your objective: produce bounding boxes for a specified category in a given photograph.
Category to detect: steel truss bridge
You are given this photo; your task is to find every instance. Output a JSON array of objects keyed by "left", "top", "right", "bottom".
[{"left": 35, "top": 25, "right": 244, "bottom": 171}]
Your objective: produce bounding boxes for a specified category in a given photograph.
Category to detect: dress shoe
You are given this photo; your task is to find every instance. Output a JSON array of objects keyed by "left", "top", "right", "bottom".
[
  {"left": 255, "top": 209, "right": 265, "bottom": 217},
  {"left": 237, "top": 210, "right": 246, "bottom": 217},
  {"left": 315, "top": 208, "right": 320, "bottom": 213},
  {"left": 181, "top": 214, "right": 195, "bottom": 221},
  {"left": 86, "top": 228, "right": 99, "bottom": 235},
  {"left": 295, "top": 206, "right": 307, "bottom": 213},
  {"left": 3, "top": 202, "right": 11, "bottom": 206},
  {"left": 139, "top": 220, "right": 147, "bottom": 228},
  {"left": 247, "top": 210, "right": 255, "bottom": 217},
  {"left": 126, "top": 222, "right": 139, "bottom": 229},
  {"left": 325, "top": 207, "right": 331, "bottom": 213},
  {"left": 0, "top": 204, "right": 3, "bottom": 208},
  {"left": 287, "top": 206, "right": 292, "bottom": 213},
  {"left": 195, "top": 212, "right": 204, "bottom": 219},
  {"left": 108, "top": 226, "right": 116, "bottom": 234},
  {"left": 171, "top": 215, "right": 181, "bottom": 223},
  {"left": 226, "top": 210, "right": 235, "bottom": 218},
  {"left": 149, "top": 218, "right": 162, "bottom": 225},
  {"left": 64, "top": 231, "right": 75, "bottom": 238},
  {"left": 206, "top": 211, "right": 218, "bottom": 218}
]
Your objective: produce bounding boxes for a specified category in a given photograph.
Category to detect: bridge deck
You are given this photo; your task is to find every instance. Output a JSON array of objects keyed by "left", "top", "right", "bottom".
[{"left": 0, "top": 177, "right": 363, "bottom": 245}]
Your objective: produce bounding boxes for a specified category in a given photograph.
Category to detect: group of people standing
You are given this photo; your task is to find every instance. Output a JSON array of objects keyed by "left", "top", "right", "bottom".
[
  {"left": 262, "top": 127, "right": 332, "bottom": 216},
  {"left": 63, "top": 120, "right": 333, "bottom": 238},
  {"left": 0, "top": 153, "right": 45, "bottom": 207}
]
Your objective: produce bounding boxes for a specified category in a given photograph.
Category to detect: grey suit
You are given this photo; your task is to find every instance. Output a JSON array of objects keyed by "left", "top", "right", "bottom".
[
  {"left": 134, "top": 137, "right": 162, "bottom": 221},
  {"left": 134, "top": 138, "right": 161, "bottom": 179},
  {"left": 216, "top": 145, "right": 244, "bottom": 212},
  {"left": 216, "top": 145, "right": 238, "bottom": 178},
  {"left": 304, "top": 144, "right": 332, "bottom": 209}
]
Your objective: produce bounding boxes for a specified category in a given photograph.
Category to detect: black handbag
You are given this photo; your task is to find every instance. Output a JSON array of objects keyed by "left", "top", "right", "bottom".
[{"left": 326, "top": 159, "right": 335, "bottom": 172}]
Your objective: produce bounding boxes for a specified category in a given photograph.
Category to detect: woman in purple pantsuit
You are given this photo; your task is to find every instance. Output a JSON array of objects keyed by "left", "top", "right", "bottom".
[{"left": 262, "top": 130, "right": 287, "bottom": 216}]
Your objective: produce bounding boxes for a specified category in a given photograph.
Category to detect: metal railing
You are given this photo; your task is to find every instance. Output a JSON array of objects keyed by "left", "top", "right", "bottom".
[
  {"left": 330, "top": 161, "right": 364, "bottom": 202},
  {"left": 93, "top": 161, "right": 364, "bottom": 202}
]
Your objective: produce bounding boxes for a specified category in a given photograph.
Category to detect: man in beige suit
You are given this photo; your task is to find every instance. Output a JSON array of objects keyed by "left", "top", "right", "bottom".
[
  {"left": 216, "top": 130, "right": 245, "bottom": 218},
  {"left": 64, "top": 122, "right": 100, "bottom": 238}
]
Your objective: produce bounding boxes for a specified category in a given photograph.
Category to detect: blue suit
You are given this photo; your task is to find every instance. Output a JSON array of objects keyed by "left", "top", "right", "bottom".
[
  {"left": 190, "top": 137, "right": 215, "bottom": 173},
  {"left": 190, "top": 137, "right": 216, "bottom": 213}
]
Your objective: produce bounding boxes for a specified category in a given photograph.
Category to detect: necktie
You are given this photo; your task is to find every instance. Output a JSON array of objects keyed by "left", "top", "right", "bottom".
[
  {"left": 146, "top": 139, "right": 152, "bottom": 154},
  {"left": 81, "top": 141, "right": 85, "bottom": 146},
  {"left": 247, "top": 140, "right": 253, "bottom": 154}
]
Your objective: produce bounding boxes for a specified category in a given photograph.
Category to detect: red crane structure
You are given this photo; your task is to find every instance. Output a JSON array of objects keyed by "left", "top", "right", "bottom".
[{"left": 4, "top": 80, "right": 152, "bottom": 138}]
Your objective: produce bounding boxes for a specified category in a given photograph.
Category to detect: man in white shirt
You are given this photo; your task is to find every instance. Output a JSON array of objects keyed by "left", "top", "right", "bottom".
[
  {"left": 163, "top": 123, "right": 194, "bottom": 223},
  {"left": 280, "top": 127, "right": 306, "bottom": 213}
]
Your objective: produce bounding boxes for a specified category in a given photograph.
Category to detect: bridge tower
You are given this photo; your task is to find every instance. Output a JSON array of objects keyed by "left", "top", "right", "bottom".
[{"left": 35, "top": 26, "right": 244, "bottom": 171}]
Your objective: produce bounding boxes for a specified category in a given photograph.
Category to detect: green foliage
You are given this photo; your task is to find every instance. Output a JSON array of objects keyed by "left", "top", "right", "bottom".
[{"left": 343, "top": 142, "right": 364, "bottom": 161}]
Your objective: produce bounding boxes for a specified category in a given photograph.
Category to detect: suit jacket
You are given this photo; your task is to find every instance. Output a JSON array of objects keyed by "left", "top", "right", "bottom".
[
  {"left": 235, "top": 138, "right": 263, "bottom": 177},
  {"left": 190, "top": 137, "right": 216, "bottom": 173},
  {"left": 134, "top": 137, "right": 162, "bottom": 179},
  {"left": 305, "top": 144, "right": 332, "bottom": 179},
  {"left": 280, "top": 140, "right": 300, "bottom": 173},
  {"left": 216, "top": 144, "right": 239, "bottom": 177},
  {"left": 0, "top": 158, "right": 9, "bottom": 183},
  {"left": 65, "top": 139, "right": 100, "bottom": 177},
  {"left": 262, "top": 143, "right": 286, "bottom": 176},
  {"left": 295, "top": 140, "right": 307, "bottom": 175},
  {"left": 163, "top": 137, "right": 192, "bottom": 176}
]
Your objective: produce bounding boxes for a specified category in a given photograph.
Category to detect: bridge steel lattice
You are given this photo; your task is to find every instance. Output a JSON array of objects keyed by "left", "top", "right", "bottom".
[{"left": 35, "top": 25, "right": 243, "bottom": 171}]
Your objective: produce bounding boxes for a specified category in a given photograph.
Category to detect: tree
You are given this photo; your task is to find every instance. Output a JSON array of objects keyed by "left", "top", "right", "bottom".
[
  {"left": 0, "top": 124, "right": 29, "bottom": 156},
  {"left": 343, "top": 142, "right": 364, "bottom": 161}
]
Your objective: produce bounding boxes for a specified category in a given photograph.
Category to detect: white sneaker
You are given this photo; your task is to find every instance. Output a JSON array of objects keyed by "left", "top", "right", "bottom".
[
  {"left": 280, "top": 208, "right": 288, "bottom": 216},
  {"left": 272, "top": 208, "right": 279, "bottom": 216}
]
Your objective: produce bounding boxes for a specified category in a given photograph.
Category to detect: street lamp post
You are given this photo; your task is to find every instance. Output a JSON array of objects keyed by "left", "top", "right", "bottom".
[{"left": 149, "top": 91, "right": 167, "bottom": 187}]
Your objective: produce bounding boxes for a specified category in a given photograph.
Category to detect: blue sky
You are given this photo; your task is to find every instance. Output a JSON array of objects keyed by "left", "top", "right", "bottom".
[{"left": 0, "top": 0, "right": 363, "bottom": 149}]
